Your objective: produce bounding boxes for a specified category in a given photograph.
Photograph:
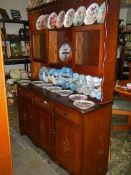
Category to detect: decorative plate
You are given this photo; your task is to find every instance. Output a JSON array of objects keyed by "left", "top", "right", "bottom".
[
  {"left": 57, "top": 90, "right": 73, "bottom": 96},
  {"left": 36, "top": 15, "right": 43, "bottom": 30},
  {"left": 59, "top": 43, "right": 72, "bottom": 61},
  {"left": 56, "top": 10, "right": 65, "bottom": 28},
  {"left": 69, "top": 94, "right": 87, "bottom": 101},
  {"left": 84, "top": 3, "right": 99, "bottom": 25},
  {"left": 47, "top": 86, "right": 62, "bottom": 92},
  {"left": 73, "top": 6, "right": 86, "bottom": 26},
  {"left": 41, "top": 83, "right": 53, "bottom": 89},
  {"left": 40, "top": 14, "right": 49, "bottom": 29},
  {"left": 96, "top": 2, "right": 106, "bottom": 23},
  {"left": 18, "top": 80, "right": 31, "bottom": 83},
  {"left": 18, "top": 80, "right": 31, "bottom": 86},
  {"left": 31, "top": 81, "right": 43, "bottom": 84},
  {"left": 73, "top": 100, "right": 95, "bottom": 110},
  {"left": 64, "top": 8, "right": 75, "bottom": 27},
  {"left": 47, "top": 12, "right": 57, "bottom": 29}
]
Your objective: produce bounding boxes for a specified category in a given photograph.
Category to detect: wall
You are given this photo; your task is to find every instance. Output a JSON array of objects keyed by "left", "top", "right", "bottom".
[{"left": 0, "top": 0, "right": 29, "bottom": 73}]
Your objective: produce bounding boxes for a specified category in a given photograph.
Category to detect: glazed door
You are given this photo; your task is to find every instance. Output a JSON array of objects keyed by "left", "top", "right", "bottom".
[
  {"left": 34, "top": 107, "right": 51, "bottom": 154},
  {"left": 31, "top": 30, "right": 48, "bottom": 63},
  {"left": 55, "top": 117, "right": 81, "bottom": 175}
]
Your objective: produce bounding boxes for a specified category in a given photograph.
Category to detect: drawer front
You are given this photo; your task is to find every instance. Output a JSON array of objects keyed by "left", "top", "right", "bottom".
[
  {"left": 54, "top": 103, "right": 81, "bottom": 126},
  {"left": 33, "top": 94, "right": 52, "bottom": 113},
  {"left": 17, "top": 85, "right": 32, "bottom": 100}
]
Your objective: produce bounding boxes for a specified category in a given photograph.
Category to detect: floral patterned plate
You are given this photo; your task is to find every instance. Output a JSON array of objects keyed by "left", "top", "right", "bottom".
[
  {"left": 96, "top": 2, "right": 106, "bottom": 23},
  {"left": 56, "top": 10, "right": 65, "bottom": 28},
  {"left": 73, "top": 100, "right": 95, "bottom": 110},
  {"left": 73, "top": 6, "right": 86, "bottom": 26},
  {"left": 40, "top": 14, "right": 49, "bottom": 29},
  {"left": 47, "top": 12, "right": 57, "bottom": 29},
  {"left": 64, "top": 8, "right": 75, "bottom": 27},
  {"left": 69, "top": 94, "right": 87, "bottom": 101},
  {"left": 84, "top": 3, "right": 99, "bottom": 25}
]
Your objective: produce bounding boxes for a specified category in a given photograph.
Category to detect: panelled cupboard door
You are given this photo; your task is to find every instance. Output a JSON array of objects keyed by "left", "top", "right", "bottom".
[
  {"left": 55, "top": 118, "right": 81, "bottom": 175},
  {"left": 18, "top": 98, "right": 34, "bottom": 140},
  {"left": 31, "top": 30, "right": 48, "bottom": 63},
  {"left": 18, "top": 98, "right": 29, "bottom": 135},
  {"left": 72, "top": 25, "right": 104, "bottom": 76},
  {"left": 34, "top": 107, "right": 51, "bottom": 154}
]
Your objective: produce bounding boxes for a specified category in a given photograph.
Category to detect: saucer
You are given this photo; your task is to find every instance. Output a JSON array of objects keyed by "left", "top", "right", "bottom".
[{"left": 73, "top": 100, "right": 95, "bottom": 110}]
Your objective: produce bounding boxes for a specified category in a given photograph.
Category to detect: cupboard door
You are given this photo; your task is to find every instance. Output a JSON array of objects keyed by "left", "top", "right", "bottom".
[
  {"left": 35, "top": 107, "right": 51, "bottom": 154},
  {"left": 18, "top": 98, "right": 28, "bottom": 134},
  {"left": 31, "top": 30, "right": 48, "bottom": 63},
  {"left": 18, "top": 98, "right": 33, "bottom": 139},
  {"left": 72, "top": 25, "right": 104, "bottom": 75},
  {"left": 55, "top": 118, "right": 81, "bottom": 175}
]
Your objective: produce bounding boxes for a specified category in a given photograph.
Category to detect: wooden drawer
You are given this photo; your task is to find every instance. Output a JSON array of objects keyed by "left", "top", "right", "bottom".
[
  {"left": 17, "top": 85, "right": 32, "bottom": 100},
  {"left": 54, "top": 103, "right": 81, "bottom": 126},
  {"left": 33, "top": 94, "right": 52, "bottom": 113}
]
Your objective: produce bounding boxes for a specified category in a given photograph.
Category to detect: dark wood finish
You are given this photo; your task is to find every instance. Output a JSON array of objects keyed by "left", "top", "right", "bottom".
[
  {"left": 17, "top": 84, "right": 113, "bottom": 175},
  {"left": 114, "top": 80, "right": 131, "bottom": 100},
  {"left": 18, "top": 0, "right": 121, "bottom": 174},
  {"left": 31, "top": 30, "right": 48, "bottom": 63},
  {"left": 48, "top": 29, "right": 72, "bottom": 65},
  {"left": 113, "top": 80, "right": 131, "bottom": 131},
  {"left": 17, "top": 85, "right": 36, "bottom": 142},
  {"left": 28, "top": 0, "right": 120, "bottom": 103},
  {"left": 72, "top": 24, "right": 104, "bottom": 76}
]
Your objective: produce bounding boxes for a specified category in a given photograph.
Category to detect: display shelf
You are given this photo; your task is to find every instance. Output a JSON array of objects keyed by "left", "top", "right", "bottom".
[{"left": 0, "top": 18, "right": 30, "bottom": 71}]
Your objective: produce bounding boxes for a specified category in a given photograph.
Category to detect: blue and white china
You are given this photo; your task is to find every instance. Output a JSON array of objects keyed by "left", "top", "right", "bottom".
[
  {"left": 59, "top": 43, "right": 72, "bottom": 61},
  {"left": 86, "top": 75, "right": 94, "bottom": 88},
  {"left": 84, "top": 3, "right": 99, "bottom": 25},
  {"left": 39, "top": 66, "right": 48, "bottom": 81},
  {"left": 48, "top": 68, "right": 56, "bottom": 76},
  {"left": 70, "top": 83, "right": 77, "bottom": 92},
  {"left": 97, "top": 2, "right": 106, "bottom": 24},
  {"left": 72, "top": 73, "right": 79, "bottom": 83},
  {"left": 79, "top": 74, "right": 87, "bottom": 85},
  {"left": 73, "top": 6, "right": 86, "bottom": 26},
  {"left": 83, "top": 87, "right": 92, "bottom": 96},
  {"left": 64, "top": 8, "right": 75, "bottom": 27},
  {"left": 96, "top": 92, "right": 102, "bottom": 100},
  {"left": 60, "top": 67, "right": 73, "bottom": 78},
  {"left": 93, "top": 77, "right": 102, "bottom": 87}
]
